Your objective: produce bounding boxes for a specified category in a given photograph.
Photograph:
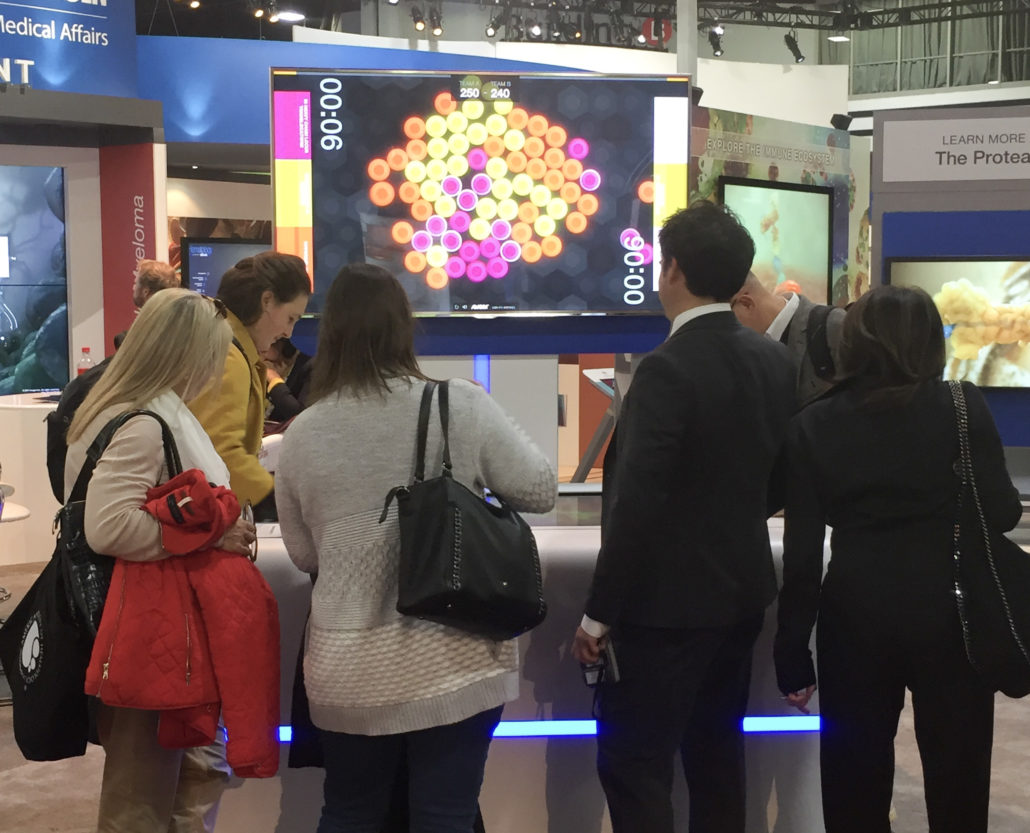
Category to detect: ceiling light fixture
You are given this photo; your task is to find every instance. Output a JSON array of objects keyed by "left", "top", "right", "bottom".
[
  {"left": 189, "top": 0, "right": 199, "bottom": 8},
  {"left": 485, "top": 14, "right": 502, "bottom": 37},
  {"left": 528, "top": 18, "right": 542, "bottom": 37},
  {"left": 278, "top": 9, "right": 304, "bottom": 20},
  {"left": 708, "top": 28, "right": 723, "bottom": 56},
  {"left": 428, "top": 3, "right": 442, "bottom": 35},
  {"left": 784, "top": 28, "right": 805, "bottom": 63},
  {"left": 411, "top": 5, "right": 425, "bottom": 30}
]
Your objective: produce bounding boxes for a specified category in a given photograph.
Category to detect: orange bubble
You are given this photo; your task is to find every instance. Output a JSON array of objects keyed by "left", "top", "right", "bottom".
[
  {"left": 524, "top": 137, "right": 545, "bottom": 158},
  {"left": 404, "top": 117, "right": 427, "bottom": 139},
  {"left": 545, "top": 125, "right": 568, "bottom": 147},
  {"left": 560, "top": 182, "right": 581, "bottom": 204},
  {"left": 518, "top": 202, "right": 539, "bottom": 223},
  {"left": 386, "top": 148, "right": 408, "bottom": 172},
  {"left": 523, "top": 241, "right": 542, "bottom": 263},
  {"left": 562, "top": 159, "right": 583, "bottom": 180},
  {"left": 637, "top": 179, "right": 655, "bottom": 204},
  {"left": 526, "top": 158, "right": 547, "bottom": 180},
  {"left": 367, "top": 158, "right": 391, "bottom": 182},
  {"left": 434, "top": 91, "right": 457, "bottom": 115},
  {"left": 426, "top": 267, "right": 449, "bottom": 289},
  {"left": 392, "top": 221, "right": 414, "bottom": 245},
  {"left": 484, "top": 136, "right": 506, "bottom": 158},
  {"left": 544, "top": 148, "right": 565, "bottom": 170},
  {"left": 406, "top": 139, "right": 428, "bottom": 161},
  {"left": 577, "top": 193, "right": 599, "bottom": 216},
  {"left": 541, "top": 235, "right": 563, "bottom": 258},
  {"left": 511, "top": 222, "right": 533, "bottom": 244},
  {"left": 543, "top": 169, "right": 565, "bottom": 192},
  {"left": 369, "top": 182, "right": 395, "bottom": 207},
  {"left": 404, "top": 251, "right": 427, "bottom": 273},
  {"left": 411, "top": 200, "right": 433, "bottom": 222},
  {"left": 507, "top": 151, "right": 528, "bottom": 173},
  {"left": 566, "top": 211, "right": 588, "bottom": 234},
  {"left": 507, "top": 107, "right": 529, "bottom": 130},
  {"left": 398, "top": 181, "right": 421, "bottom": 204},
  {"left": 527, "top": 115, "right": 549, "bottom": 137}
]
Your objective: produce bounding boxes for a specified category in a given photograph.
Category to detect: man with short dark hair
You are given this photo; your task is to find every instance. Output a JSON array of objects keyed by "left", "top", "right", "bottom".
[{"left": 572, "top": 201, "right": 796, "bottom": 833}]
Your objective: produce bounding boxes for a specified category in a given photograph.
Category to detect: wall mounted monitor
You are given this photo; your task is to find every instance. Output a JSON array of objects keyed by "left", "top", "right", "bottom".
[
  {"left": 180, "top": 237, "right": 272, "bottom": 297},
  {"left": 886, "top": 257, "right": 1030, "bottom": 388},
  {"left": 271, "top": 69, "right": 690, "bottom": 315},
  {"left": 718, "top": 176, "right": 833, "bottom": 304}
]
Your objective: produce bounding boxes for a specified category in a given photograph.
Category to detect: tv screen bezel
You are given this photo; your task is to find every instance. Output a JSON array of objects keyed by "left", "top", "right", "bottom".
[
  {"left": 717, "top": 175, "right": 834, "bottom": 303},
  {"left": 179, "top": 236, "right": 272, "bottom": 296}
]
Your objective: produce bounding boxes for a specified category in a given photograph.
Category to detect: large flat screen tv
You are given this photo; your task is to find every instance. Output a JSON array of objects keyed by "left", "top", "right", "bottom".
[
  {"left": 271, "top": 70, "right": 690, "bottom": 316},
  {"left": 180, "top": 237, "right": 272, "bottom": 297},
  {"left": 886, "top": 257, "right": 1030, "bottom": 388},
  {"left": 718, "top": 176, "right": 833, "bottom": 304}
]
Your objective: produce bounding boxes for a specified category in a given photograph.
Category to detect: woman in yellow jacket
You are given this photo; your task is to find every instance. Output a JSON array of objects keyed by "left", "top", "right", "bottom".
[{"left": 189, "top": 251, "right": 310, "bottom": 508}]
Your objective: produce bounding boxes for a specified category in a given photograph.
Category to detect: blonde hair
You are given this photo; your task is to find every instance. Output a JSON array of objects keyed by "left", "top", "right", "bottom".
[{"left": 68, "top": 289, "right": 232, "bottom": 443}]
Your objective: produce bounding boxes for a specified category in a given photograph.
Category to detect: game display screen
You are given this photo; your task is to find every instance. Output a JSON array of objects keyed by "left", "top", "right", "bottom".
[
  {"left": 718, "top": 177, "right": 832, "bottom": 304},
  {"left": 887, "top": 258, "right": 1030, "bottom": 388},
  {"left": 180, "top": 237, "right": 272, "bottom": 297},
  {"left": 271, "top": 70, "right": 690, "bottom": 315}
]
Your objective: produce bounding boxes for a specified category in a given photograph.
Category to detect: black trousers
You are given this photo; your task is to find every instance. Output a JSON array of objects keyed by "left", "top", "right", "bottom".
[
  {"left": 596, "top": 614, "right": 764, "bottom": 833},
  {"left": 815, "top": 559, "right": 995, "bottom": 833}
]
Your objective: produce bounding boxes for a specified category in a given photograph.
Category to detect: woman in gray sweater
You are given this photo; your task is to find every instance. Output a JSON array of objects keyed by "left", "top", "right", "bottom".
[{"left": 277, "top": 263, "right": 557, "bottom": 833}]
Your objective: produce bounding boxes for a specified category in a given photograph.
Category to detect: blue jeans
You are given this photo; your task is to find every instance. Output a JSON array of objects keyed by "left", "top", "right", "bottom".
[{"left": 316, "top": 705, "right": 503, "bottom": 833}]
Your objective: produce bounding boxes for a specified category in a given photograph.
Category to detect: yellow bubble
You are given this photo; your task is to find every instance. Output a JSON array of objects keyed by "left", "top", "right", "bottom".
[
  {"left": 447, "top": 155, "right": 470, "bottom": 177},
  {"left": 503, "top": 129, "right": 526, "bottom": 152},
  {"left": 405, "top": 160, "right": 427, "bottom": 183},
  {"left": 448, "top": 133, "right": 470, "bottom": 156},
  {"left": 485, "top": 114, "right": 508, "bottom": 136},
  {"left": 534, "top": 215, "right": 557, "bottom": 237},
  {"left": 469, "top": 218, "right": 492, "bottom": 241},
  {"left": 446, "top": 111, "right": 469, "bottom": 135},
  {"left": 462, "top": 100, "right": 485, "bottom": 119},
  {"left": 427, "top": 137, "right": 449, "bottom": 160},
  {"left": 476, "top": 197, "right": 498, "bottom": 220},
  {"left": 497, "top": 198, "right": 519, "bottom": 221},
  {"left": 425, "top": 159, "right": 448, "bottom": 182},
  {"left": 466, "top": 122, "right": 488, "bottom": 146},
  {"left": 425, "top": 115, "right": 448, "bottom": 138},
  {"left": 493, "top": 101, "right": 514, "bottom": 115},
  {"left": 426, "top": 246, "right": 448, "bottom": 268},
  {"left": 435, "top": 196, "right": 457, "bottom": 218},
  {"left": 485, "top": 156, "right": 508, "bottom": 180},
  {"left": 512, "top": 173, "right": 534, "bottom": 196},
  {"left": 546, "top": 198, "right": 569, "bottom": 220},
  {"left": 531, "top": 184, "right": 551, "bottom": 207},
  {"left": 419, "top": 179, "right": 442, "bottom": 202},
  {"left": 491, "top": 178, "right": 514, "bottom": 200}
]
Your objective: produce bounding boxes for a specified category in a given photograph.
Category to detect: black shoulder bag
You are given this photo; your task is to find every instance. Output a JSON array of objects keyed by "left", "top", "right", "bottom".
[
  {"left": 380, "top": 380, "right": 547, "bottom": 642},
  {"left": 950, "top": 380, "right": 1030, "bottom": 698}
]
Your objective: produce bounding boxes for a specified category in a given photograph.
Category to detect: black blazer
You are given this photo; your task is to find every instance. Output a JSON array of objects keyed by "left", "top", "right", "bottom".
[
  {"left": 774, "top": 379, "right": 1022, "bottom": 693},
  {"left": 584, "top": 311, "right": 797, "bottom": 630}
]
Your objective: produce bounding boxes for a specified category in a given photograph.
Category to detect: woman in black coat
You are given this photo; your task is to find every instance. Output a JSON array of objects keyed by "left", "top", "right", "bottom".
[{"left": 775, "top": 285, "right": 1022, "bottom": 833}]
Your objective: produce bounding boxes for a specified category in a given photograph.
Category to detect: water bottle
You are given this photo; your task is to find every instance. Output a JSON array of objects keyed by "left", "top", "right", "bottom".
[{"left": 76, "top": 346, "right": 95, "bottom": 376}]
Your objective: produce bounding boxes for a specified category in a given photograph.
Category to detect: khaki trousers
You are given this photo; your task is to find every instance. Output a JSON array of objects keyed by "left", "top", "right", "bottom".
[{"left": 96, "top": 703, "right": 231, "bottom": 833}]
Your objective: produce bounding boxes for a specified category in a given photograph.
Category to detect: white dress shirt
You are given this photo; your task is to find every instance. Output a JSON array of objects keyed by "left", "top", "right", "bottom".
[{"left": 765, "top": 293, "right": 800, "bottom": 342}]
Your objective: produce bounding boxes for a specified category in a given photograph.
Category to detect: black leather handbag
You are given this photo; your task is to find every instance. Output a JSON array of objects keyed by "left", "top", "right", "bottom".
[
  {"left": 380, "top": 381, "right": 546, "bottom": 642},
  {"left": 950, "top": 380, "right": 1030, "bottom": 698}
]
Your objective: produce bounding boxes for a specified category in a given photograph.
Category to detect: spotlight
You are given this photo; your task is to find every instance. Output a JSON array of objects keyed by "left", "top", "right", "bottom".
[
  {"left": 429, "top": 4, "right": 442, "bottom": 35},
  {"left": 387, "top": 0, "right": 399, "bottom": 4},
  {"left": 784, "top": 29, "right": 805, "bottom": 63},
  {"left": 712, "top": 22, "right": 724, "bottom": 35},
  {"left": 635, "top": 30, "right": 645, "bottom": 44},
  {"left": 708, "top": 28, "right": 723, "bottom": 56},
  {"left": 562, "top": 18, "right": 581, "bottom": 41},
  {"left": 267, "top": 1, "right": 279, "bottom": 23},
  {"left": 528, "top": 18, "right": 542, "bottom": 37},
  {"left": 485, "top": 14, "right": 502, "bottom": 36},
  {"left": 189, "top": 0, "right": 199, "bottom": 7},
  {"left": 830, "top": 113, "right": 853, "bottom": 131},
  {"left": 411, "top": 5, "right": 425, "bottom": 30},
  {"left": 278, "top": 9, "right": 304, "bottom": 20},
  {"left": 253, "top": 6, "right": 263, "bottom": 17},
  {"left": 827, "top": 32, "right": 850, "bottom": 43}
]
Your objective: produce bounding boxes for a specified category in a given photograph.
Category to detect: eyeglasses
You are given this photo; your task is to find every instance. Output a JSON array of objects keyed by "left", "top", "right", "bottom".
[{"left": 202, "top": 295, "right": 228, "bottom": 319}]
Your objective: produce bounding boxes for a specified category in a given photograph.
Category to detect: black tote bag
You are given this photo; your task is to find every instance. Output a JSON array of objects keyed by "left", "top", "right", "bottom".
[{"left": 380, "top": 381, "right": 546, "bottom": 642}]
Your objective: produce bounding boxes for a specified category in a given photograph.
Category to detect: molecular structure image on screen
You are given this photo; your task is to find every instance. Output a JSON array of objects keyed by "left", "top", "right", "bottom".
[{"left": 365, "top": 91, "right": 603, "bottom": 290}]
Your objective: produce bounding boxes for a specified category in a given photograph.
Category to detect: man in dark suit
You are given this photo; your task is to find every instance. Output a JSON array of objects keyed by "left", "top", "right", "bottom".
[{"left": 572, "top": 202, "right": 796, "bottom": 833}]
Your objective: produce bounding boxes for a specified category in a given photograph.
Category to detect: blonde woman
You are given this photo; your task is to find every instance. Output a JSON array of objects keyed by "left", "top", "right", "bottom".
[{"left": 66, "top": 289, "right": 256, "bottom": 833}]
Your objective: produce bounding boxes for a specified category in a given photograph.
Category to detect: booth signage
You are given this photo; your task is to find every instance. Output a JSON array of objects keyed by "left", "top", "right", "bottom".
[
  {"left": 0, "top": 0, "right": 136, "bottom": 96},
  {"left": 882, "top": 117, "right": 1030, "bottom": 182}
]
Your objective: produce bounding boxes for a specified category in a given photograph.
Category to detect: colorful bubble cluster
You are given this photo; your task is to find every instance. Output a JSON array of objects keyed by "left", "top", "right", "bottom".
[{"left": 366, "top": 91, "right": 602, "bottom": 289}]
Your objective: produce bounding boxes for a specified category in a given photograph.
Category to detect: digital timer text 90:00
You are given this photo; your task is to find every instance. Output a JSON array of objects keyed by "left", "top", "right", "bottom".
[{"left": 318, "top": 77, "right": 345, "bottom": 151}]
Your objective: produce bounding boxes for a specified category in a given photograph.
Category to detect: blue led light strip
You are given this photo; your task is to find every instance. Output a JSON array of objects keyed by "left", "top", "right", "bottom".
[{"left": 277, "top": 716, "right": 819, "bottom": 742}]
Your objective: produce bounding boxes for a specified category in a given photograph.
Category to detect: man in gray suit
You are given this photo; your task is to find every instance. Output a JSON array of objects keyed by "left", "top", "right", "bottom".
[{"left": 731, "top": 273, "right": 845, "bottom": 406}]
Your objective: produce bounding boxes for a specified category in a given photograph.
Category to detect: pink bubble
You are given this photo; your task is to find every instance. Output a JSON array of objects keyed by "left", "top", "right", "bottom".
[
  {"left": 499, "top": 240, "right": 522, "bottom": 263},
  {"left": 426, "top": 215, "right": 447, "bottom": 237},
  {"left": 471, "top": 174, "right": 492, "bottom": 196},
  {"left": 460, "top": 241, "right": 480, "bottom": 262},
  {"left": 480, "top": 238, "right": 501, "bottom": 259},
  {"left": 411, "top": 231, "right": 432, "bottom": 252},
  {"left": 491, "top": 220, "right": 512, "bottom": 240},
  {"left": 580, "top": 169, "right": 601, "bottom": 192},
  {"left": 620, "top": 228, "right": 644, "bottom": 250},
  {"left": 640, "top": 243, "right": 654, "bottom": 265},
  {"left": 487, "top": 258, "right": 509, "bottom": 279},
  {"left": 442, "top": 176, "right": 462, "bottom": 196},
  {"left": 567, "top": 138, "right": 590, "bottom": 160},
  {"left": 457, "top": 190, "right": 478, "bottom": 212},
  {"left": 467, "top": 261, "right": 488, "bottom": 282},
  {"left": 441, "top": 230, "right": 462, "bottom": 252},
  {"left": 445, "top": 257, "right": 466, "bottom": 279},
  {"left": 468, "top": 148, "right": 488, "bottom": 171},
  {"left": 450, "top": 211, "right": 472, "bottom": 232}
]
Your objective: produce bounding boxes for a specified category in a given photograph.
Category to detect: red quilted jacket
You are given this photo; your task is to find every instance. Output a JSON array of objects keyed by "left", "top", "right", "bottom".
[{"left": 85, "top": 470, "right": 280, "bottom": 778}]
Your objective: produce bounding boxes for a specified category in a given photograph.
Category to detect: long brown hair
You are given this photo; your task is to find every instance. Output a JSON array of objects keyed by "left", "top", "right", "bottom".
[
  {"left": 217, "top": 251, "right": 310, "bottom": 325},
  {"left": 309, "top": 263, "right": 426, "bottom": 400}
]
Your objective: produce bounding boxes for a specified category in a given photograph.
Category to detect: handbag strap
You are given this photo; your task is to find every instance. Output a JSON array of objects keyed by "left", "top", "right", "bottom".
[
  {"left": 437, "top": 380, "right": 453, "bottom": 475},
  {"left": 949, "top": 380, "right": 1030, "bottom": 668},
  {"left": 414, "top": 381, "right": 438, "bottom": 484},
  {"left": 67, "top": 409, "right": 183, "bottom": 504}
]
